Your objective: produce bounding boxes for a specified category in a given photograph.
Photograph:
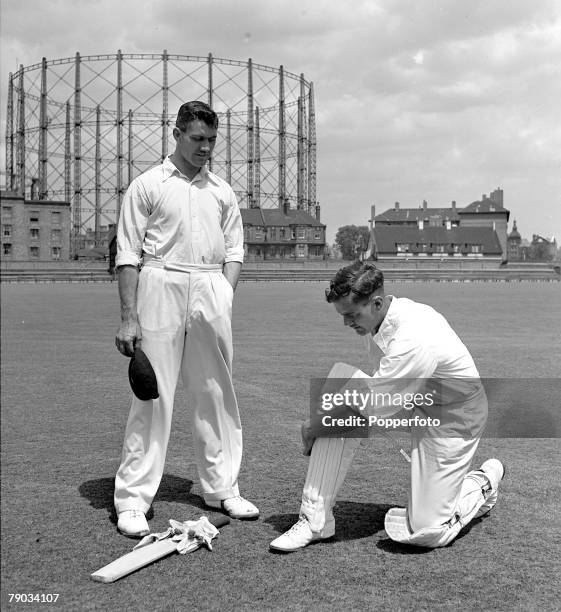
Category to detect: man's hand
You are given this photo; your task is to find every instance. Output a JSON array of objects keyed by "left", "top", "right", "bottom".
[
  {"left": 301, "top": 419, "right": 316, "bottom": 456},
  {"left": 115, "top": 319, "right": 141, "bottom": 357}
]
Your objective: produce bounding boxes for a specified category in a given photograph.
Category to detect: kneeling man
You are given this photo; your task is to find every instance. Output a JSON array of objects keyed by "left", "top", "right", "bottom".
[{"left": 270, "top": 262, "right": 504, "bottom": 552}]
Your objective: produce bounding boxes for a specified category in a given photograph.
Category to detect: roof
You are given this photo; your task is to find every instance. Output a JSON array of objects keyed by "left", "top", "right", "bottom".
[
  {"left": 460, "top": 200, "right": 509, "bottom": 215},
  {"left": 241, "top": 207, "right": 324, "bottom": 227},
  {"left": 0, "top": 191, "right": 70, "bottom": 206},
  {"left": 372, "top": 226, "right": 502, "bottom": 254},
  {"left": 375, "top": 207, "right": 461, "bottom": 223}
]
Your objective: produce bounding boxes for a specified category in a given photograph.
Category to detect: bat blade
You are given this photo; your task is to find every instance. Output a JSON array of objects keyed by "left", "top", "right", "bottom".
[
  {"left": 91, "top": 515, "right": 230, "bottom": 583},
  {"left": 91, "top": 539, "right": 177, "bottom": 583}
]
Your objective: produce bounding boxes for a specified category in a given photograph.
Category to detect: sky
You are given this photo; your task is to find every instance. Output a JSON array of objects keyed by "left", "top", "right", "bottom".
[{"left": 1, "top": 0, "right": 560, "bottom": 244}]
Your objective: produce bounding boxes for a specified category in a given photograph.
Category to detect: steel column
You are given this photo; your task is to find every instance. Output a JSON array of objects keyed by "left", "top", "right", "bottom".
[
  {"left": 16, "top": 66, "right": 26, "bottom": 197},
  {"left": 95, "top": 105, "right": 101, "bottom": 246},
  {"left": 73, "top": 52, "right": 82, "bottom": 256},
  {"left": 5, "top": 73, "right": 14, "bottom": 191},
  {"left": 162, "top": 49, "right": 169, "bottom": 163},
  {"left": 278, "top": 65, "right": 286, "bottom": 210},
  {"left": 116, "top": 50, "right": 123, "bottom": 218},
  {"left": 64, "top": 101, "right": 71, "bottom": 204},
  {"left": 39, "top": 57, "right": 48, "bottom": 199},
  {"left": 127, "top": 109, "right": 134, "bottom": 187},
  {"left": 254, "top": 106, "right": 261, "bottom": 208},
  {"left": 226, "top": 109, "right": 232, "bottom": 184},
  {"left": 307, "top": 81, "right": 316, "bottom": 213},
  {"left": 247, "top": 58, "right": 254, "bottom": 208}
]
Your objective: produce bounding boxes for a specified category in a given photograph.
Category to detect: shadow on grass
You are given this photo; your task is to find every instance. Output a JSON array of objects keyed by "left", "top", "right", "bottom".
[
  {"left": 266, "top": 500, "right": 393, "bottom": 541},
  {"left": 79, "top": 473, "right": 206, "bottom": 524}
]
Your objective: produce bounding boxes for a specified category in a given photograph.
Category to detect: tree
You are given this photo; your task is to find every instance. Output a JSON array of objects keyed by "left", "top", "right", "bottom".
[{"left": 334, "top": 225, "right": 371, "bottom": 260}]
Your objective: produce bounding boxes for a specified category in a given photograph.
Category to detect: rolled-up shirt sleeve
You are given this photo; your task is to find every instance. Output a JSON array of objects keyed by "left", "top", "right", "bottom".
[
  {"left": 116, "top": 178, "right": 150, "bottom": 268},
  {"left": 221, "top": 187, "right": 244, "bottom": 263}
]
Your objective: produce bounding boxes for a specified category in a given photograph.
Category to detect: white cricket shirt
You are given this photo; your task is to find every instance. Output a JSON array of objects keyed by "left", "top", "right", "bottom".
[
  {"left": 116, "top": 156, "right": 244, "bottom": 268},
  {"left": 369, "top": 296, "right": 479, "bottom": 379}
]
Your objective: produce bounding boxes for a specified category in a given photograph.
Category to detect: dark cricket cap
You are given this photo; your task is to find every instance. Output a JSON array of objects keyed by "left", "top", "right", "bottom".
[{"left": 128, "top": 348, "right": 159, "bottom": 401}]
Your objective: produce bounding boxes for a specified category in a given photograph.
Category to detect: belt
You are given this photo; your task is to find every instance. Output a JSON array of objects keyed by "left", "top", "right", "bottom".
[{"left": 143, "top": 257, "right": 223, "bottom": 274}]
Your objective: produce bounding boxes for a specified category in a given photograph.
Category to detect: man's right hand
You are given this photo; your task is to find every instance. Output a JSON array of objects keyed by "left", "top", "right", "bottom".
[
  {"left": 115, "top": 319, "right": 141, "bottom": 357},
  {"left": 301, "top": 420, "right": 316, "bottom": 456}
]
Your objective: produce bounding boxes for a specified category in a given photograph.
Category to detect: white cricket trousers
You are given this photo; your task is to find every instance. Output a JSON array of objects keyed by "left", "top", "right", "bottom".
[
  {"left": 114, "top": 263, "right": 242, "bottom": 514},
  {"left": 300, "top": 362, "right": 492, "bottom": 545}
]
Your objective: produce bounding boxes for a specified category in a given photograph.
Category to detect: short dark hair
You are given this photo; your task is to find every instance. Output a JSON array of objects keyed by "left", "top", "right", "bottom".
[
  {"left": 325, "top": 261, "right": 384, "bottom": 303},
  {"left": 176, "top": 101, "right": 218, "bottom": 131}
]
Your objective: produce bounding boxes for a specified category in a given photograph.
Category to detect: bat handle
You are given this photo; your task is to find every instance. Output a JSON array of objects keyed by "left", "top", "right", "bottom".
[{"left": 209, "top": 515, "right": 230, "bottom": 529}]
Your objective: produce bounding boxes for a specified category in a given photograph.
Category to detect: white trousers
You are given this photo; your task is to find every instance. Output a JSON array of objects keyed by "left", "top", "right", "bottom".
[
  {"left": 300, "top": 362, "right": 492, "bottom": 546},
  {"left": 114, "top": 265, "right": 242, "bottom": 514}
]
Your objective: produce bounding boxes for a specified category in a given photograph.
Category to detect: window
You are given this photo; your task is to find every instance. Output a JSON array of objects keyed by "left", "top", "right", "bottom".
[
  {"left": 51, "top": 246, "right": 61, "bottom": 260},
  {"left": 30, "top": 228, "right": 40, "bottom": 239},
  {"left": 51, "top": 229, "right": 62, "bottom": 242},
  {"left": 3, "top": 243, "right": 12, "bottom": 256},
  {"left": 280, "top": 228, "right": 286, "bottom": 239},
  {"left": 2, "top": 206, "right": 13, "bottom": 220},
  {"left": 30, "top": 212, "right": 40, "bottom": 224},
  {"left": 254, "top": 226, "right": 263, "bottom": 240},
  {"left": 471, "top": 245, "right": 481, "bottom": 253},
  {"left": 51, "top": 211, "right": 61, "bottom": 226},
  {"left": 3, "top": 225, "right": 12, "bottom": 237},
  {"left": 396, "top": 243, "right": 409, "bottom": 253},
  {"left": 296, "top": 244, "right": 306, "bottom": 257},
  {"left": 30, "top": 246, "right": 39, "bottom": 258},
  {"left": 297, "top": 228, "right": 306, "bottom": 239},
  {"left": 314, "top": 230, "right": 322, "bottom": 240},
  {"left": 291, "top": 229, "right": 296, "bottom": 240},
  {"left": 435, "top": 245, "right": 445, "bottom": 253}
]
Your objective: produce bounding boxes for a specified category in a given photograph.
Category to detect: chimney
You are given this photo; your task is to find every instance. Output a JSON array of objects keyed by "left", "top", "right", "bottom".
[
  {"left": 369, "top": 205, "right": 376, "bottom": 230},
  {"left": 423, "top": 199, "right": 428, "bottom": 210},
  {"left": 482, "top": 194, "right": 488, "bottom": 200},
  {"left": 490, "top": 187, "right": 504, "bottom": 206},
  {"left": 394, "top": 201, "right": 400, "bottom": 210},
  {"left": 315, "top": 204, "right": 321, "bottom": 221},
  {"left": 451, "top": 200, "right": 456, "bottom": 210},
  {"left": 418, "top": 219, "right": 424, "bottom": 230},
  {"left": 283, "top": 198, "right": 290, "bottom": 216}
]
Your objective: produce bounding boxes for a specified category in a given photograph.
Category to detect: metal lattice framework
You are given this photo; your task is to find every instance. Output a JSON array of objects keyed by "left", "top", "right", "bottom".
[{"left": 5, "top": 51, "right": 317, "bottom": 254}]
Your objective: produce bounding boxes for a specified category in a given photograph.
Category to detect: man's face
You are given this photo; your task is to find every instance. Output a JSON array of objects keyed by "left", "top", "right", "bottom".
[
  {"left": 173, "top": 119, "right": 217, "bottom": 173},
  {"left": 333, "top": 293, "right": 384, "bottom": 335}
]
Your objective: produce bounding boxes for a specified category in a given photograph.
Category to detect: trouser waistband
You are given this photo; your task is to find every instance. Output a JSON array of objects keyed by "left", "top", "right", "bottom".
[{"left": 143, "top": 257, "right": 223, "bottom": 273}]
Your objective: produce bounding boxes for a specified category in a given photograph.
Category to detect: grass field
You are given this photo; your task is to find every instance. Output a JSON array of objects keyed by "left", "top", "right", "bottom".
[{"left": 1, "top": 281, "right": 560, "bottom": 611}]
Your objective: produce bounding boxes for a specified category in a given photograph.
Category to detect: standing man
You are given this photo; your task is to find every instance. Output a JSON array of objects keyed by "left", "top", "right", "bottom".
[
  {"left": 114, "top": 101, "right": 259, "bottom": 537},
  {"left": 270, "top": 261, "right": 504, "bottom": 552}
]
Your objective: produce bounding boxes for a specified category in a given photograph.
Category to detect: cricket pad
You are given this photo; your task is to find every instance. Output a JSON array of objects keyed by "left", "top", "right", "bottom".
[{"left": 128, "top": 347, "right": 159, "bottom": 401}]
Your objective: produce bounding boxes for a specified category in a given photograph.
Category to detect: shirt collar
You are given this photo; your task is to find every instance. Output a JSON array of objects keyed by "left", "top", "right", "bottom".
[
  {"left": 372, "top": 295, "right": 397, "bottom": 349},
  {"left": 161, "top": 156, "right": 220, "bottom": 185}
]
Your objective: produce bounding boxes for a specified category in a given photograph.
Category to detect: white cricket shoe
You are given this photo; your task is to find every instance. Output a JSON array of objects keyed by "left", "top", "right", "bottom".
[
  {"left": 207, "top": 495, "right": 260, "bottom": 520},
  {"left": 476, "top": 458, "right": 506, "bottom": 518},
  {"left": 269, "top": 517, "right": 335, "bottom": 553},
  {"left": 117, "top": 510, "right": 150, "bottom": 537}
]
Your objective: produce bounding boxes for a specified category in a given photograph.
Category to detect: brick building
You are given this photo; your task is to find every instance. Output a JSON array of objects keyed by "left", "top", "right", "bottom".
[
  {"left": 241, "top": 204, "right": 326, "bottom": 261},
  {"left": 1, "top": 191, "right": 71, "bottom": 262},
  {"left": 368, "top": 188, "right": 509, "bottom": 266}
]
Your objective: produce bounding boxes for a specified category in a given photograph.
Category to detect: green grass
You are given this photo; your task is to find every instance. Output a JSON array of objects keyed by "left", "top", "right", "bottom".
[{"left": 1, "top": 282, "right": 560, "bottom": 611}]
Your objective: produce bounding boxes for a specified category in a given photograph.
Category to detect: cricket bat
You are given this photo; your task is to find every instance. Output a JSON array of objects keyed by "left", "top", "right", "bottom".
[{"left": 91, "top": 515, "right": 230, "bottom": 583}]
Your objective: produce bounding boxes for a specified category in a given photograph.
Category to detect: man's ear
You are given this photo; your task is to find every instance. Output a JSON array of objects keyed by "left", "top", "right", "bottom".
[
  {"left": 172, "top": 127, "right": 181, "bottom": 140},
  {"left": 372, "top": 296, "right": 384, "bottom": 309}
]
